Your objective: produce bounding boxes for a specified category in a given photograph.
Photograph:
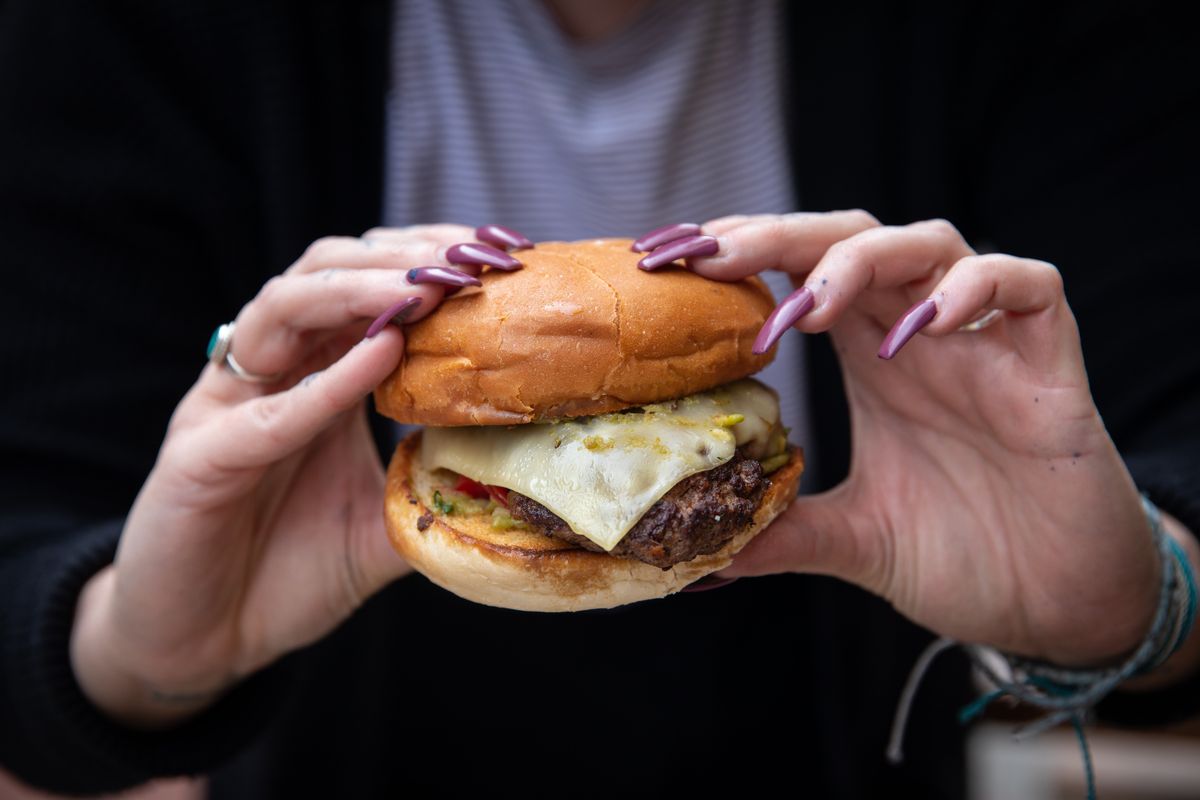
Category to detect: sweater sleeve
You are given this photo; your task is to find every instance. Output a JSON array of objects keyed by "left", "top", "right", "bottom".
[
  {"left": 0, "top": 1, "right": 295, "bottom": 791},
  {"left": 0, "top": 520, "right": 294, "bottom": 794}
]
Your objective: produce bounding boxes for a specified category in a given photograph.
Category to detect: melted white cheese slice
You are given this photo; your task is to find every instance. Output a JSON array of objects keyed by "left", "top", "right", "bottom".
[{"left": 421, "top": 379, "right": 780, "bottom": 552}]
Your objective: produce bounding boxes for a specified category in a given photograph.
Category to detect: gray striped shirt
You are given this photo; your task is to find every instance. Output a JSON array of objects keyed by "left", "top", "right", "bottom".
[{"left": 384, "top": 0, "right": 811, "bottom": 454}]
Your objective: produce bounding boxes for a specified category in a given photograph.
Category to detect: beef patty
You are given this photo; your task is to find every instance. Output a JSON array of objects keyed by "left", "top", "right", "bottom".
[{"left": 507, "top": 452, "right": 768, "bottom": 569}]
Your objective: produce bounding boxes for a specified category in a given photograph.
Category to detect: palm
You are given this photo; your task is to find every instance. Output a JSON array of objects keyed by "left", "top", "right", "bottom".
[
  {"left": 820, "top": 299, "right": 1155, "bottom": 663},
  {"left": 114, "top": 401, "right": 402, "bottom": 691},
  {"left": 231, "top": 406, "right": 400, "bottom": 674},
  {"left": 703, "top": 213, "right": 1161, "bottom": 665}
]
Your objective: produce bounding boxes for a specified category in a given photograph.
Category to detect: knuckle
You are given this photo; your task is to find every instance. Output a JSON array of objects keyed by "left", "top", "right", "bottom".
[
  {"left": 1034, "top": 259, "right": 1064, "bottom": 293},
  {"left": 843, "top": 208, "right": 881, "bottom": 228},
  {"left": 956, "top": 254, "right": 992, "bottom": 278},
  {"left": 826, "top": 235, "right": 868, "bottom": 265},
  {"left": 301, "top": 235, "right": 341, "bottom": 262},
  {"left": 377, "top": 242, "right": 418, "bottom": 265},
  {"left": 165, "top": 402, "right": 195, "bottom": 437},
  {"left": 294, "top": 235, "right": 361, "bottom": 271},
  {"left": 367, "top": 223, "right": 454, "bottom": 242},
  {"left": 950, "top": 256, "right": 1002, "bottom": 298},
  {"left": 255, "top": 275, "right": 286, "bottom": 307},
  {"left": 915, "top": 217, "right": 960, "bottom": 240},
  {"left": 249, "top": 395, "right": 290, "bottom": 445},
  {"left": 402, "top": 240, "right": 441, "bottom": 265},
  {"left": 424, "top": 223, "right": 472, "bottom": 240},
  {"left": 764, "top": 216, "right": 795, "bottom": 242},
  {"left": 310, "top": 267, "right": 346, "bottom": 284}
]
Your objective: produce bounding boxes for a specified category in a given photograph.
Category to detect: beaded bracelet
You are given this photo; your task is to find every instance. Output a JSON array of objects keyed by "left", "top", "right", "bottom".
[{"left": 887, "top": 495, "right": 1198, "bottom": 800}]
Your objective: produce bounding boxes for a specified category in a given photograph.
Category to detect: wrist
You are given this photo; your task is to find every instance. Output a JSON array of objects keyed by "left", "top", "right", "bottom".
[
  {"left": 69, "top": 566, "right": 222, "bottom": 729},
  {"left": 1118, "top": 512, "right": 1200, "bottom": 691},
  {"left": 993, "top": 501, "right": 1200, "bottom": 702},
  {"left": 962, "top": 498, "right": 1194, "bottom": 707},
  {"left": 1030, "top": 499, "right": 1196, "bottom": 672},
  {"left": 1029, "top": 508, "right": 1162, "bottom": 670}
]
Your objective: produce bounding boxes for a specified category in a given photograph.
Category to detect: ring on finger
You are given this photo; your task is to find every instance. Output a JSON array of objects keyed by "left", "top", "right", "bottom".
[
  {"left": 206, "top": 322, "right": 281, "bottom": 384},
  {"left": 958, "top": 308, "right": 1003, "bottom": 333}
]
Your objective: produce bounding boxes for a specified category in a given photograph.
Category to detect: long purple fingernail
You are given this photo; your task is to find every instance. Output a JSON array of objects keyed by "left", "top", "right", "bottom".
[
  {"left": 682, "top": 576, "right": 739, "bottom": 593},
  {"left": 447, "top": 242, "right": 522, "bottom": 271},
  {"left": 752, "top": 286, "right": 815, "bottom": 354},
  {"left": 406, "top": 266, "right": 482, "bottom": 288},
  {"left": 631, "top": 223, "right": 701, "bottom": 253},
  {"left": 365, "top": 296, "right": 423, "bottom": 339},
  {"left": 637, "top": 234, "right": 719, "bottom": 271},
  {"left": 878, "top": 298, "right": 937, "bottom": 359},
  {"left": 475, "top": 225, "right": 533, "bottom": 251}
]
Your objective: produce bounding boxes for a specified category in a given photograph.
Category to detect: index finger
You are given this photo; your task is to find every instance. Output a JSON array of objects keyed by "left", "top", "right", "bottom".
[
  {"left": 188, "top": 327, "right": 407, "bottom": 483},
  {"left": 287, "top": 225, "right": 475, "bottom": 276},
  {"left": 688, "top": 210, "right": 880, "bottom": 281}
]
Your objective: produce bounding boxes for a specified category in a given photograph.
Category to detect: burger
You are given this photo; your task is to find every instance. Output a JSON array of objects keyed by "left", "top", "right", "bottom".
[{"left": 375, "top": 238, "right": 804, "bottom": 611}]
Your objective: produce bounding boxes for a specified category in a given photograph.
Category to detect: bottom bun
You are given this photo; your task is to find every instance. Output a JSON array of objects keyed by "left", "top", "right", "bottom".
[{"left": 384, "top": 430, "right": 804, "bottom": 612}]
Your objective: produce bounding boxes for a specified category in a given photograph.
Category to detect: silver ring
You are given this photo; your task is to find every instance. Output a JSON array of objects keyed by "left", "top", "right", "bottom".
[
  {"left": 206, "top": 322, "right": 281, "bottom": 384},
  {"left": 958, "top": 308, "right": 1003, "bottom": 333}
]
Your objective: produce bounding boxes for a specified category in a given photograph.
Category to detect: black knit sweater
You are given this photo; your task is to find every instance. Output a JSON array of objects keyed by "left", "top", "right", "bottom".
[{"left": 2, "top": 2, "right": 1198, "bottom": 797}]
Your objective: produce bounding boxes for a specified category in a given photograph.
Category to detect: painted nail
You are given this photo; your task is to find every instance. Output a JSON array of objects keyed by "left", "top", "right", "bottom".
[
  {"left": 365, "top": 296, "right": 423, "bottom": 339},
  {"left": 878, "top": 298, "right": 937, "bottom": 360},
  {"left": 631, "top": 223, "right": 702, "bottom": 253},
  {"left": 446, "top": 242, "right": 522, "bottom": 271},
  {"left": 637, "top": 235, "right": 719, "bottom": 271},
  {"left": 752, "top": 286, "right": 815, "bottom": 355},
  {"left": 475, "top": 224, "right": 533, "bottom": 251},
  {"left": 681, "top": 576, "right": 739, "bottom": 593},
  {"left": 406, "top": 266, "right": 482, "bottom": 288}
]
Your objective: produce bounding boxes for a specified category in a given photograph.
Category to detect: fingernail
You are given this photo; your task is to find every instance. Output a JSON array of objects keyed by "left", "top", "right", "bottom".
[
  {"left": 682, "top": 576, "right": 739, "bottom": 593},
  {"left": 878, "top": 298, "right": 937, "bottom": 359},
  {"left": 365, "top": 296, "right": 423, "bottom": 339},
  {"left": 752, "top": 286, "right": 815, "bottom": 354},
  {"left": 406, "top": 266, "right": 482, "bottom": 288},
  {"left": 475, "top": 224, "right": 533, "bottom": 251},
  {"left": 447, "top": 242, "right": 522, "bottom": 271},
  {"left": 637, "top": 234, "right": 719, "bottom": 271},
  {"left": 631, "top": 222, "right": 701, "bottom": 253}
]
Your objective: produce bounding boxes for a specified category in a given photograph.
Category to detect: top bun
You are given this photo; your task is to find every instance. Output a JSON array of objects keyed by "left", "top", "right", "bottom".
[{"left": 374, "top": 239, "right": 777, "bottom": 426}]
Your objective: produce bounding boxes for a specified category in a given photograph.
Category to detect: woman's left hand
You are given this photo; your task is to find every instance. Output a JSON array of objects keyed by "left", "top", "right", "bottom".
[{"left": 686, "top": 211, "right": 1163, "bottom": 667}]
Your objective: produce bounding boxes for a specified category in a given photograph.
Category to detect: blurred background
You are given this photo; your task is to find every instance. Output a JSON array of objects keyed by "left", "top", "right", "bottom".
[{"left": 6, "top": 714, "right": 1200, "bottom": 799}]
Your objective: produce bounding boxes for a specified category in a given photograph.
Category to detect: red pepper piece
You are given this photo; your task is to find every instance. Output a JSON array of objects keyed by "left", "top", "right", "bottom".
[
  {"left": 486, "top": 485, "right": 509, "bottom": 509},
  {"left": 453, "top": 475, "right": 490, "bottom": 500}
]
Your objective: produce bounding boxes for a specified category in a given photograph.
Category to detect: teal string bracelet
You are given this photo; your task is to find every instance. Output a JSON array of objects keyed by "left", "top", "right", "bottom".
[{"left": 887, "top": 494, "right": 1197, "bottom": 800}]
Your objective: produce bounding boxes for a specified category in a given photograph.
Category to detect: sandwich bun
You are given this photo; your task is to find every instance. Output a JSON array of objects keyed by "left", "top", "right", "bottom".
[
  {"left": 374, "top": 239, "right": 776, "bottom": 426},
  {"left": 384, "top": 431, "right": 805, "bottom": 612}
]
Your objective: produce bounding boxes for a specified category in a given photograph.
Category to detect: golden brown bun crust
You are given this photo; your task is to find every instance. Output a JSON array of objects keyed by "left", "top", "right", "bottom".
[
  {"left": 384, "top": 431, "right": 804, "bottom": 612},
  {"left": 374, "top": 239, "right": 777, "bottom": 426}
]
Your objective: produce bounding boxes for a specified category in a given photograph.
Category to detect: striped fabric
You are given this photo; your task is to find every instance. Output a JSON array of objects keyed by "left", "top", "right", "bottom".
[{"left": 384, "top": 0, "right": 812, "bottom": 458}]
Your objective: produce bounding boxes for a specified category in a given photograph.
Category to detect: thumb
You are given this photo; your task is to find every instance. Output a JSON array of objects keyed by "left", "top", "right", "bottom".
[
  {"left": 331, "top": 402, "right": 415, "bottom": 611},
  {"left": 718, "top": 485, "right": 884, "bottom": 590},
  {"left": 356, "top": 511, "right": 415, "bottom": 596}
]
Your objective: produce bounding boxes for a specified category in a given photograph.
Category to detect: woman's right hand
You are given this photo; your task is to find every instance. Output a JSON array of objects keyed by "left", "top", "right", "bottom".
[{"left": 69, "top": 224, "right": 485, "bottom": 727}]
